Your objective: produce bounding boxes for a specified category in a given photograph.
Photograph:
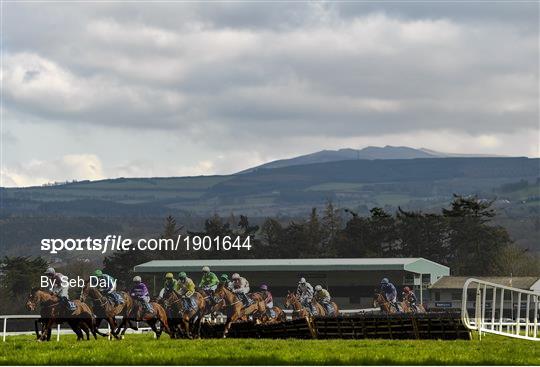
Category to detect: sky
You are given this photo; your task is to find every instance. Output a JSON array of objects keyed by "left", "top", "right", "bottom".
[{"left": 1, "top": 1, "right": 539, "bottom": 187}]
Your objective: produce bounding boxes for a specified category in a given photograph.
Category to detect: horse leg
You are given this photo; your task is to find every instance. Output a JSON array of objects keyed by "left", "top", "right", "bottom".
[
  {"left": 94, "top": 318, "right": 110, "bottom": 338},
  {"left": 40, "top": 319, "right": 54, "bottom": 342},
  {"left": 34, "top": 319, "right": 42, "bottom": 340},
  {"left": 69, "top": 321, "right": 84, "bottom": 341},
  {"left": 79, "top": 322, "right": 90, "bottom": 340},
  {"left": 105, "top": 316, "right": 118, "bottom": 339},
  {"left": 148, "top": 319, "right": 161, "bottom": 339},
  {"left": 223, "top": 312, "right": 239, "bottom": 338}
]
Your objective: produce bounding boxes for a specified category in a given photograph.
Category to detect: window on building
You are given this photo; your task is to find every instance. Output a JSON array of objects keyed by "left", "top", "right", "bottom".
[{"left": 434, "top": 291, "right": 441, "bottom": 301}]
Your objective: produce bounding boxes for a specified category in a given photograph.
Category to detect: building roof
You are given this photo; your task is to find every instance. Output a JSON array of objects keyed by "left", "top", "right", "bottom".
[
  {"left": 430, "top": 276, "right": 540, "bottom": 290},
  {"left": 134, "top": 257, "right": 449, "bottom": 275}
]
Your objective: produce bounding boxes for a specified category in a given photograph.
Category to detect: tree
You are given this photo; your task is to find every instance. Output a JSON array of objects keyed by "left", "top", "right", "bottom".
[
  {"left": 0, "top": 256, "right": 48, "bottom": 313},
  {"left": 443, "top": 195, "right": 511, "bottom": 275},
  {"left": 321, "top": 201, "right": 342, "bottom": 256}
]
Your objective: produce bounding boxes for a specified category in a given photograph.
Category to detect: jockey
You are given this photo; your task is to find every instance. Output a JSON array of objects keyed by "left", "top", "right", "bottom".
[
  {"left": 158, "top": 272, "right": 178, "bottom": 299},
  {"left": 199, "top": 266, "right": 219, "bottom": 293},
  {"left": 314, "top": 285, "right": 333, "bottom": 314},
  {"left": 296, "top": 277, "right": 315, "bottom": 315},
  {"left": 231, "top": 273, "right": 252, "bottom": 307},
  {"left": 402, "top": 286, "right": 418, "bottom": 312},
  {"left": 177, "top": 272, "right": 197, "bottom": 310},
  {"left": 130, "top": 276, "right": 153, "bottom": 314},
  {"left": 380, "top": 278, "right": 399, "bottom": 312},
  {"left": 260, "top": 284, "right": 275, "bottom": 318},
  {"left": 45, "top": 267, "right": 76, "bottom": 311},
  {"left": 220, "top": 274, "right": 233, "bottom": 290},
  {"left": 94, "top": 269, "right": 122, "bottom": 305}
]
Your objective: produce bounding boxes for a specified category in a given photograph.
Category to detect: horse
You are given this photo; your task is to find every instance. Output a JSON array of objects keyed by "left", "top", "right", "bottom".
[
  {"left": 115, "top": 297, "right": 171, "bottom": 339},
  {"left": 162, "top": 290, "right": 206, "bottom": 339},
  {"left": 284, "top": 291, "right": 325, "bottom": 319},
  {"left": 316, "top": 299, "right": 340, "bottom": 317},
  {"left": 249, "top": 292, "right": 287, "bottom": 324},
  {"left": 212, "top": 283, "right": 266, "bottom": 337},
  {"left": 373, "top": 292, "right": 402, "bottom": 314},
  {"left": 80, "top": 282, "right": 133, "bottom": 339},
  {"left": 25, "top": 288, "right": 97, "bottom": 341},
  {"left": 401, "top": 299, "right": 426, "bottom": 314}
]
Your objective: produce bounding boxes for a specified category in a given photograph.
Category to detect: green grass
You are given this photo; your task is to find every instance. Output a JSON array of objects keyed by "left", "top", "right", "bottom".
[{"left": 0, "top": 334, "right": 538, "bottom": 365}]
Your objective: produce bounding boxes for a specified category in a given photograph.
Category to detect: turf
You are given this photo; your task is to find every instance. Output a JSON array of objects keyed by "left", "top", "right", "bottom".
[{"left": 0, "top": 334, "right": 538, "bottom": 365}]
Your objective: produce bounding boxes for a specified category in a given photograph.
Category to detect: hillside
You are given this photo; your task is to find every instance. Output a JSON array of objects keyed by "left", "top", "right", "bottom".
[
  {"left": 1, "top": 157, "right": 538, "bottom": 257},
  {"left": 2, "top": 157, "right": 538, "bottom": 216}
]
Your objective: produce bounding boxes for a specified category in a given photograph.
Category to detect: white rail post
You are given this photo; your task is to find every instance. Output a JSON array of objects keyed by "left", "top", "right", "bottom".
[
  {"left": 2, "top": 317, "right": 6, "bottom": 342},
  {"left": 499, "top": 289, "right": 504, "bottom": 332},
  {"left": 516, "top": 293, "right": 522, "bottom": 336},
  {"left": 534, "top": 295, "right": 538, "bottom": 338},
  {"left": 56, "top": 324, "right": 61, "bottom": 342},
  {"left": 491, "top": 288, "right": 497, "bottom": 331}
]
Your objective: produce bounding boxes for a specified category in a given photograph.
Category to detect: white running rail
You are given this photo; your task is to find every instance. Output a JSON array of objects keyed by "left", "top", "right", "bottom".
[
  {"left": 461, "top": 278, "right": 539, "bottom": 341},
  {"left": 1, "top": 315, "right": 152, "bottom": 342}
]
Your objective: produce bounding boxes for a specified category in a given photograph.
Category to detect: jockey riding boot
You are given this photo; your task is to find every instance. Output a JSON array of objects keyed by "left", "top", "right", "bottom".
[
  {"left": 144, "top": 301, "right": 154, "bottom": 314},
  {"left": 241, "top": 293, "right": 250, "bottom": 307},
  {"left": 182, "top": 297, "right": 191, "bottom": 310},
  {"left": 324, "top": 303, "right": 331, "bottom": 314},
  {"left": 269, "top": 308, "right": 276, "bottom": 318},
  {"left": 309, "top": 303, "right": 317, "bottom": 316},
  {"left": 190, "top": 296, "right": 197, "bottom": 309}
]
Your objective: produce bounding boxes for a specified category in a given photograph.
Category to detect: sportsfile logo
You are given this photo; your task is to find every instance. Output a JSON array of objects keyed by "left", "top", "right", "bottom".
[{"left": 40, "top": 235, "right": 252, "bottom": 254}]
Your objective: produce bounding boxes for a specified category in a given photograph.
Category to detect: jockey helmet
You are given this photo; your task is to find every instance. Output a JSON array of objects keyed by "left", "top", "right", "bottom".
[
  {"left": 165, "top": 272, "right": 174, "bottom": 279},
  {"left": 232, "top": 273, "right": 240, "bottom": 280},
  {"left": 45, "top": 267, "right": 55, "bottom": 275},
  {"left": 202, "top": 266, "right": 210, "bottom": 273},
  {"left": 178, "top": 272, "right": 187, "bottom": 279},
  {"left": 315, "top": 285, "right": 322, "bottom": 291},
  {"left": 380, "top": 278, "right": 389, "bottom": 284},
  {"left": 403, "top": 286, "right": 411, "bottom": 293},
  {"left": 299, "top": 277, "right": 306, "bottom": 284},
  {"left": 133, "top": 276, "right": 142, "bottom": 282},
  {"left": 220, "top": 274, "right": 229, "bottom": 281},
  {"left": 260, "top": 284, "right": 268, "bottom": 290},
  {"left": 94, "top": 269, "right": 103, "bottom": 276}
]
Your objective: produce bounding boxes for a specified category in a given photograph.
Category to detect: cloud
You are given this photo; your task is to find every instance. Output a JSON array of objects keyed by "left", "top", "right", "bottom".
[
  {"left": 2, "top": 2, "right": 538, "bottom": 184},
  {"left": 1, "top": 154, "right": 105, "bottom": 187}
]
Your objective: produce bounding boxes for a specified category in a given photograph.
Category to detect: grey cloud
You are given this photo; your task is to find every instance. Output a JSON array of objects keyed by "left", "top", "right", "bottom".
[{"left": 3, "top": 2, "right": 538, "bottom": 163}]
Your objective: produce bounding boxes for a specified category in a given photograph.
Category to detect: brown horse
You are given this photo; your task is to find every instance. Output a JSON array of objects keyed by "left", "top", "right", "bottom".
[
  {"left": 250, "top": 292, "right": 287, "bottom": 324},
  {"left": 80, "top": 283, "right": 133, "bottom": 339},
  {"left": 284, "top": 291, "right": 325, "bottom": 319},
  {"left": 116, "top": 298, "right": 171, "bottom": 339},
  {"left": 373, "top": 292, "right": 402, "bottom": 314},
  {"left": 213, "top": 283, "right": 266, "bottom": 337},
  {"left": 401, "top": 299, "right": 426, "bottom": 314},
  {"left": 162, "top": 290, "right": 206, "bottom": 339},
  {"left": 25, "top": 288, "right": 96, "bottom": 341}
]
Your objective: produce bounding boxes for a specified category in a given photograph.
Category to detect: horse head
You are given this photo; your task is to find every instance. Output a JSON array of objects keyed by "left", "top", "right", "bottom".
[
  {"left": 373, "top": 291, "right": 386, "bottom": 308},
  {"left": 25, "top": 287, "right": 41, "bottom": 311},
  {"left": 284, "top": 291, "right": 299, "bottom": 309}
]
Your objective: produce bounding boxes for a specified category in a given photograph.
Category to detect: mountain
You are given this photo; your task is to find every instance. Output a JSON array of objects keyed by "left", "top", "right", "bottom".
[{"left": 239, "top": 146, "right": 500, "bottom": 173}]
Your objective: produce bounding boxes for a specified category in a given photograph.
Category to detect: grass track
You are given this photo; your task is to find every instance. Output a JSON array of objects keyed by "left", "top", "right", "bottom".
[{"left": 0, "top": 334, "right": 539, "bottom": 365}]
